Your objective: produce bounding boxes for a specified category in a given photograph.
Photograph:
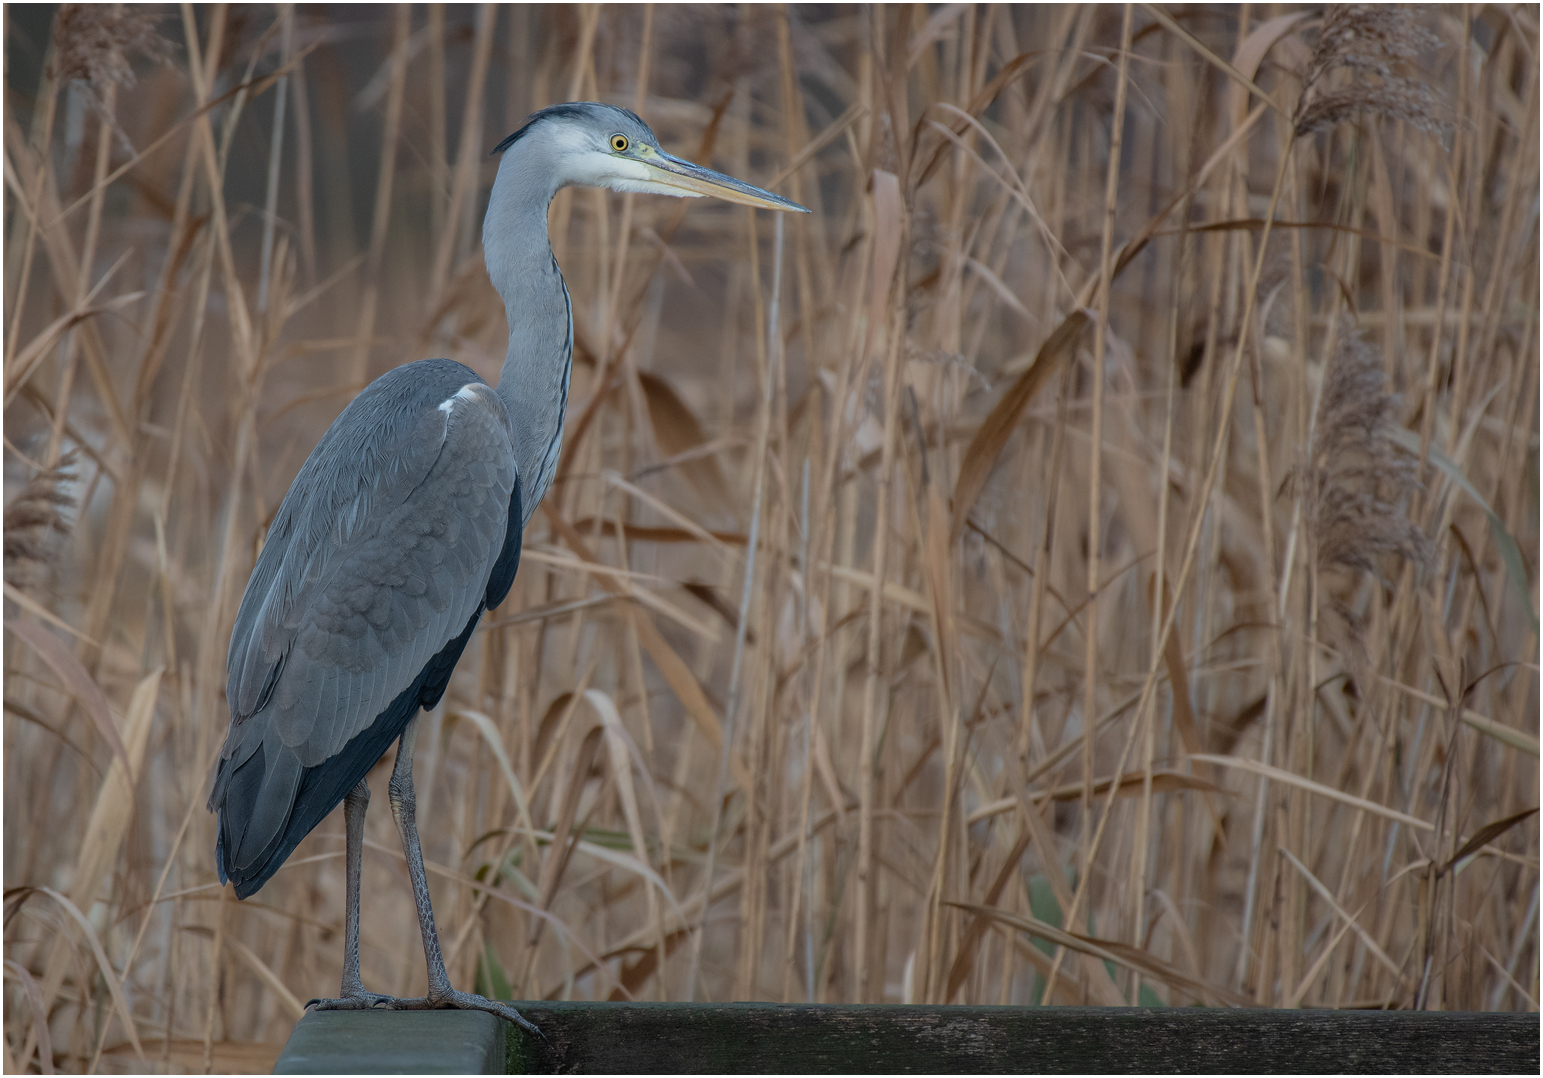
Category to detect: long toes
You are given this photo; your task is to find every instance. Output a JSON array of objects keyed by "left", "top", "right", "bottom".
[
  {"left": 308, "top": 997, "right": 368, "bottom": 1011},
  {"left": 342, "top": 989, "right": 543, "bottom": 1038},
  {"left": 487, "top": 1003, "right": 544, "bottom": 1040},
  {"left": 437, "top": 990, "right": 543, "bottom": 1038},
  {"left": 377, "top": 996, "right": 432, "bottom": 1011},
  {"left": 309, "top": 992, "right": 400, "bottom": 1011}
]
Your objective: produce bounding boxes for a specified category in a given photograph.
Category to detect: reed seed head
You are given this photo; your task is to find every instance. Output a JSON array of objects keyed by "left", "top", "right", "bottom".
[
  {"left": 48, "top": 4, "right": 173, "bottom": 117},
  {"left": 1294, "top": 5, "right": 1442, "bottom": 137},
  {"left": 3, "top": 451, "right": 77, "bottom": 591}
]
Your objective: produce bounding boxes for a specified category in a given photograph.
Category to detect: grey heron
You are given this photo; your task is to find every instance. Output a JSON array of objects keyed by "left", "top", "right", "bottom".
[{"left": 209, "top": 102, "right": 806, "bottom": 1032}]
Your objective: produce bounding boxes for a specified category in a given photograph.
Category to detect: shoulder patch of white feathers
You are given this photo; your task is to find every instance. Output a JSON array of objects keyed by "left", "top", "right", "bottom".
[{"left": 438, "top": 383, "right": 491, "bottom": 415}]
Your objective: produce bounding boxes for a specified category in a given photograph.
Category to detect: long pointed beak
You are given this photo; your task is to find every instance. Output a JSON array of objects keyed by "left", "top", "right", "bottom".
[{"left": 643, "top": 151, "right": 809, "bottom": 212}]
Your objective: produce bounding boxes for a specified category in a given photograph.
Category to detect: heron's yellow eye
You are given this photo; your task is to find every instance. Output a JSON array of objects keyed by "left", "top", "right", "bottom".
[{"left": 610, "top": 134, "right": 630, "bottom": 153}]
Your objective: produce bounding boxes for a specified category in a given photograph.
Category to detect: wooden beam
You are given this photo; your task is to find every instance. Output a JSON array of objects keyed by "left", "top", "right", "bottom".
[{"left": 274, "top": 1003, "right": 1539, "bottom": 1075}]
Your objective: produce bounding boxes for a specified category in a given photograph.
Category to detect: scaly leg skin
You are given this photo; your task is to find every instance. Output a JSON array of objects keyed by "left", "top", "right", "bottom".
[
  {"left": 308, "top": 779, "right": 395, "bottom": 1010},
  {"left": 377, "top": 716, "right": 543, "bottom": 1039}
]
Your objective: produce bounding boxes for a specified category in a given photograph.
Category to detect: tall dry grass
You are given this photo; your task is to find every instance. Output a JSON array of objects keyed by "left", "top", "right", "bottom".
[{"left": 3, "top": 4, "right": 1538, "bottom": 1072}]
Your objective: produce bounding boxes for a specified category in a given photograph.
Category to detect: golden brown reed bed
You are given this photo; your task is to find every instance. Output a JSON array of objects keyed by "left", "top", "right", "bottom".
[{"left": 3, "top": 4, "right": 1538, "bottom": 1072}]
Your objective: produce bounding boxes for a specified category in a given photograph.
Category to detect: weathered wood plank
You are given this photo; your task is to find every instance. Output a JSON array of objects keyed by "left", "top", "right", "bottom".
[
  {"left": 273, "top": 1009, "right": 507, "bottom": 1074},
  {"left": 272, "top": 1004, "right": 1539, "bottom": 1074},
  {"left": 505, "top": 1004, "right": 1539, "bottom": 1075}
]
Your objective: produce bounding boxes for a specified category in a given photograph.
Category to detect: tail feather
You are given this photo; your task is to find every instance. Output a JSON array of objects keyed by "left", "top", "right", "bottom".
[
  {"left": 212, "top": 688, "right": 417, "bottom": 899},
  {"left": 210, "top": 605, "right": 486, "bottom": 898}
]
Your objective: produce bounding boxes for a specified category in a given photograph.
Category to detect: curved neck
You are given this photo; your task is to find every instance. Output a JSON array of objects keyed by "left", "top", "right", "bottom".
[{"left": 483, "top": 153, "right": 573, "bottom": 526}]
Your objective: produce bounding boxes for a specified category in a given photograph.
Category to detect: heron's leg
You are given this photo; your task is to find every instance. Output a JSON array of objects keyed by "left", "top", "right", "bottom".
[
  {"left": 339, "top": 779, "right": 375, "bottom": 997},
  {"left": 387, "top": 714, "right": 541, "bottom": 1037},
  {"left": 307, "top": 779, "right": 392, "bottom": 1009},
  {"left": 387, "top": 714, "right": 451, "bottom": 989}
]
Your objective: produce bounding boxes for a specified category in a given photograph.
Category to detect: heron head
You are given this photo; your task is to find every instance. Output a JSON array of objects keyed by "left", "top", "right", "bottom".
[{"left": 493, "top": 102, "right": 807, "bottom": 213}]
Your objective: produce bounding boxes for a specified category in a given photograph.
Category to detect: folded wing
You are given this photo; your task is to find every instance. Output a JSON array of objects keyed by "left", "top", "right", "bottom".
[{"left": 212, "top": 359, "right": 518, "bottom": 894}]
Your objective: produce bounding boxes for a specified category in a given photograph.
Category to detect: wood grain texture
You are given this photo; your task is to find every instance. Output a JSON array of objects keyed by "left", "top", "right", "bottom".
[
  {"left": 272, "top": 1001, "right": 1538, "bottom": 1074},
  {"left": 504, "top": 1003, "right": 1538, "bottom": 1075},
  {"left": 274, "top": 1009, "right": 507, "bottom": 1074}
]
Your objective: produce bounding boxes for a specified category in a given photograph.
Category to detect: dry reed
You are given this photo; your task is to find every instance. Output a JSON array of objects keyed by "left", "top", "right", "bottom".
[{"left": 3, "top": 5, "right": 1537, "bottom": 1073}]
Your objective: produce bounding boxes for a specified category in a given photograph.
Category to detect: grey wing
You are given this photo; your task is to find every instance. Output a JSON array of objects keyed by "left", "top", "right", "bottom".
[{"left": 225, "top": 378, "right": 516, "bottom": 769}]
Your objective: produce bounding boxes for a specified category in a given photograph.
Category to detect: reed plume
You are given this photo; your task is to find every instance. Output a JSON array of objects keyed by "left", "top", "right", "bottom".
[
  {"left": 1305, "top": 323, "right": 1432, "bottom": 578},
  {"left": 3, "top": 452, "right": 77, "bottom": 592},
  {"left": 1294, "top": 4, "right": 1442, "bottom": 136}
]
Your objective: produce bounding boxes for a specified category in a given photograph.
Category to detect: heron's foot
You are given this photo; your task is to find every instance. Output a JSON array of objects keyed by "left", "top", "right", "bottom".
[
  {"left": 384, "top": 989, "right": 542, "bottom": 1039},
  {"left": 306, "top": 988, "right": 396, "bottom": 1010}
]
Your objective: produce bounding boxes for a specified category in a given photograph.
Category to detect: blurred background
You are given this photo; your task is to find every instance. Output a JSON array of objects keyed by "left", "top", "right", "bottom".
[{"left": 4, "top": 4, "right": 1538, "bottom": 1072}]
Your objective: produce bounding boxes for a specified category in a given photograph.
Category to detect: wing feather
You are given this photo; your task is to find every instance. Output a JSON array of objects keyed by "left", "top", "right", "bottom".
[{"left": 223, "top": 363, "right": 516, "bottom": 770}]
